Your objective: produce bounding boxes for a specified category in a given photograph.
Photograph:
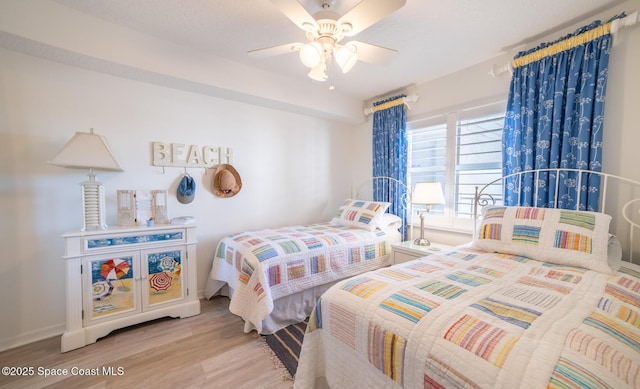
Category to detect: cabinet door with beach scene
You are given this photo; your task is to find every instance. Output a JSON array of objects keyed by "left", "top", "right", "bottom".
[
  {"left": 142, "top": 246, "right": 186, "bottom": 309},
  {"left": 83, "top": 252, "right": 140, "bottom": 325}
]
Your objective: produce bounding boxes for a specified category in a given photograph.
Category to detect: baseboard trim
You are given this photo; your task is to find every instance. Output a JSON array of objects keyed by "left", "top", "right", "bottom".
[
  {"left": 1, "top": 296, "right": 210, "bottom": 352},
  {"left": 0, "top": 323, "right": 66, "bottom": 353}
]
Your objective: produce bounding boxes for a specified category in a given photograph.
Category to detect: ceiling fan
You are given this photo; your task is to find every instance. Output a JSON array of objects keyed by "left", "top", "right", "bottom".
[{"left": 249, "top": 0, "right": 406, "bottom": 84}]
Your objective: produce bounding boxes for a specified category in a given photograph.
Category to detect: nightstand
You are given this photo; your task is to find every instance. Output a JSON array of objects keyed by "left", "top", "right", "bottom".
[{"left": 391, "top": 241, "right": 453, "bottom": 264}]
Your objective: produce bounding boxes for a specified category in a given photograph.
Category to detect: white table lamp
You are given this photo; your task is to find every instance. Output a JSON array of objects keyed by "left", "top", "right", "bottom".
[
  {"left": 412, "top": 182, "right": 445, "bottom": 246},
  {"left": 49, "top": 128, "right": 123, "bottom": 230}
]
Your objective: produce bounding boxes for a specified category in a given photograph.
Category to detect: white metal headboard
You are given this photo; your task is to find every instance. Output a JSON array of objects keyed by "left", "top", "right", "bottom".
[
  {"left": 473, "top": 169, "right": 640, "bottom": 263},
  {"left": 353, "top": 176, "right": 412, "bottom": 240}
]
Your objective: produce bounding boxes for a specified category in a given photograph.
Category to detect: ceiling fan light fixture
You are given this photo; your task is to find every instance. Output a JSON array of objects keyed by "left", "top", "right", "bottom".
[
  {"left": 299, "top": 42, "right": 323, "bottom": 68},
  {"left": 308, "top": 62, "right": 328, "bottom": 82},
  {"left": 335, "top": 44, "right": 358, "bottom": 73},
  {"left": 252, "top": 0, "right": 406, "bottom": 88}
]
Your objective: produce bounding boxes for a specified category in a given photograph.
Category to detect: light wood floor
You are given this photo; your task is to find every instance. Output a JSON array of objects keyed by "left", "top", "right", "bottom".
[{"left": 0, "top": 297, "right": 293, "bottom": 389}]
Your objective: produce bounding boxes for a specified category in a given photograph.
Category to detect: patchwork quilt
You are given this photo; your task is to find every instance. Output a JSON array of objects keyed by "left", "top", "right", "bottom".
[
  {"left": 204, "top": 222, "right": 399, "bottom": 333},
  {"left": 295, "top": 246, "right": 640, "bottom": 389}
]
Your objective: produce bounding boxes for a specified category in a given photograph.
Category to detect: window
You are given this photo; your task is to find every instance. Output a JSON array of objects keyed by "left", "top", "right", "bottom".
[{"left": 407, "top": 102, "right": 505, "bottom": 230}]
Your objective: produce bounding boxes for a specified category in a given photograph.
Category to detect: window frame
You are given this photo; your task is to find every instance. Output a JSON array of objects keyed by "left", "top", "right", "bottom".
[{"left": 407, "top": 100, "right": 506, "bottom": 233}]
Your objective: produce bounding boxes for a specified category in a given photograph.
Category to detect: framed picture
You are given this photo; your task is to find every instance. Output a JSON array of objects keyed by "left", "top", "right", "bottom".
[{"left": 117, "top": 190, "right": 169, "bottom": 226}]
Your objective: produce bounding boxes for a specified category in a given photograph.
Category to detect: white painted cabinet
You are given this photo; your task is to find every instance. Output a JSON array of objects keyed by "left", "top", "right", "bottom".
[{"left": 61, "top": 224, "right": 200, "bottom": 352}]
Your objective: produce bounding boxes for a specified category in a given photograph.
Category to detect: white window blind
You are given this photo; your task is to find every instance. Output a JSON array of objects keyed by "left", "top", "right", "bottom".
[
  {"left": 408, "top": 102, "right": 505, "bottom": 229},
  {"left": 455, "top": 115, "right": 503, "bottom": 218},
  {"left": 408, "top": 123, "right": 447, "bottom": 215}
]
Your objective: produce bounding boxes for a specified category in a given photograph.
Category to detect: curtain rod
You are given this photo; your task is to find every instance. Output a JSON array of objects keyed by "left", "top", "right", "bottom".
[
  {"left": 365, "top": 84, "right": 416, "bottom": 103},
  {"left": 489, "top": 10, "right": 638, "bottom": 77},
  {"left": 363, "top": 94, "right": 420, "bottom": 116}
]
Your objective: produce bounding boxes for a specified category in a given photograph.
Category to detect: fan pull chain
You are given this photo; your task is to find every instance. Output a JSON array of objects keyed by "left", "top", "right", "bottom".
[{"left": 328, "top": 53, "right": 335, "bottom": 91}]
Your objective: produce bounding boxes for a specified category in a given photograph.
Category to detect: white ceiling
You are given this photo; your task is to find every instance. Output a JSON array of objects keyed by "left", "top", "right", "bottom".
[{"left": 49, "top": 0, "right": 626, "bottom": 101}]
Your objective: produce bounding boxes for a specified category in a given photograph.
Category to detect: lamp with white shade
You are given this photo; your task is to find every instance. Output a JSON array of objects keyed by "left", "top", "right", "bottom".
[
  {"left": 49, "top": 128, "right": 123, "bottom": 231},
  {"left": 411, "top": 182, "right": 445, "bottom": 246}
]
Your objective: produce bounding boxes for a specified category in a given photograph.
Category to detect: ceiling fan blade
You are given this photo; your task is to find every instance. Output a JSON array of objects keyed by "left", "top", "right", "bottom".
[
  {"left": 248, "top": 43, "right": 303, "bottom": 58},
  {"left": 349, "top": 41, "right": 397, "bottom": 65},
  {"left": 338, "top": 0, "right": 406, "bottom": 36},
  {"left": 270, "top": 0, "right": 318, "bottom": 31}
]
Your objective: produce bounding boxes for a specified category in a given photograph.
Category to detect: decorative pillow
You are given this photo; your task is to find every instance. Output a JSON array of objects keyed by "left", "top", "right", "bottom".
[
  {"left": 374, "top": 213, "right": 403, "bottom": 231},
  {"left": 472, "top": 206, "right": 612, "bottom": 273},
  {"left": 332, "top": 199, "right": 390, "bottom": 231}
]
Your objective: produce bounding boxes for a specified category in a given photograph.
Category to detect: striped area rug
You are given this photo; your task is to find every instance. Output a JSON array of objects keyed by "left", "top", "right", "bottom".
[{"left": 262, "top": 318, "right": 308, "bottom": 379}]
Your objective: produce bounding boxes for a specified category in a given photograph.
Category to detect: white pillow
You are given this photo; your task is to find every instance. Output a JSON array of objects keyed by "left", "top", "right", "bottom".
[
  {"left": 472, "top": 206, "right": 612, "bottom": 273},
  {"left": 374, "top": 213, "right": 403, "bottom": 231},
  {"left": 332, "top": 199, "right": 390, "bottom": 231}
]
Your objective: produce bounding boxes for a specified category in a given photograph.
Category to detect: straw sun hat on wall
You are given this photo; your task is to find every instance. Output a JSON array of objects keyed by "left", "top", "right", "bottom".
[{"left": 212, "top": 164, "right": 242, "bottom": 197}]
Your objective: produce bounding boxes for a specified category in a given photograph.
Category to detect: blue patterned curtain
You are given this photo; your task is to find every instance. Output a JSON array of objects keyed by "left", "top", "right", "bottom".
[
  {"left": 502, "top": 16, "right": 622, "bottom": 211},
  {"left": 372, "top": 95, "right": 408, "bottom": 237}
]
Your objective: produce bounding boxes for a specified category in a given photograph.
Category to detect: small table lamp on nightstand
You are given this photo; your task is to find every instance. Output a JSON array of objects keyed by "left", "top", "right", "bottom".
[{"left": 412, "top": 182, "right": 445, "bottom": 246}]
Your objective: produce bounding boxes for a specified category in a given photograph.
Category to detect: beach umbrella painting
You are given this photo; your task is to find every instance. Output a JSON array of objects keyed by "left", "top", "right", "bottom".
[
  {"left": 100, "top": 258, "right": 131, "bottom": 280},
  {"left": 92, "top": 280, "right": 114, "bottom": 301},
  {"left": 158, "top": 256, "right": 178, "bottom": 273},
  {"left": 149, "top": 271, "right": 172, "bottom": 291}
]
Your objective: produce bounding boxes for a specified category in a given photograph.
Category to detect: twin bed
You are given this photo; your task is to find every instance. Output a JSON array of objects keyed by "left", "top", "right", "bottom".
[
  {"left": 206, "top": 170, "right": 640, "bottom": 388},
  {"left": 203, "top": 176, "right": 408, "bottom": 334}
]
